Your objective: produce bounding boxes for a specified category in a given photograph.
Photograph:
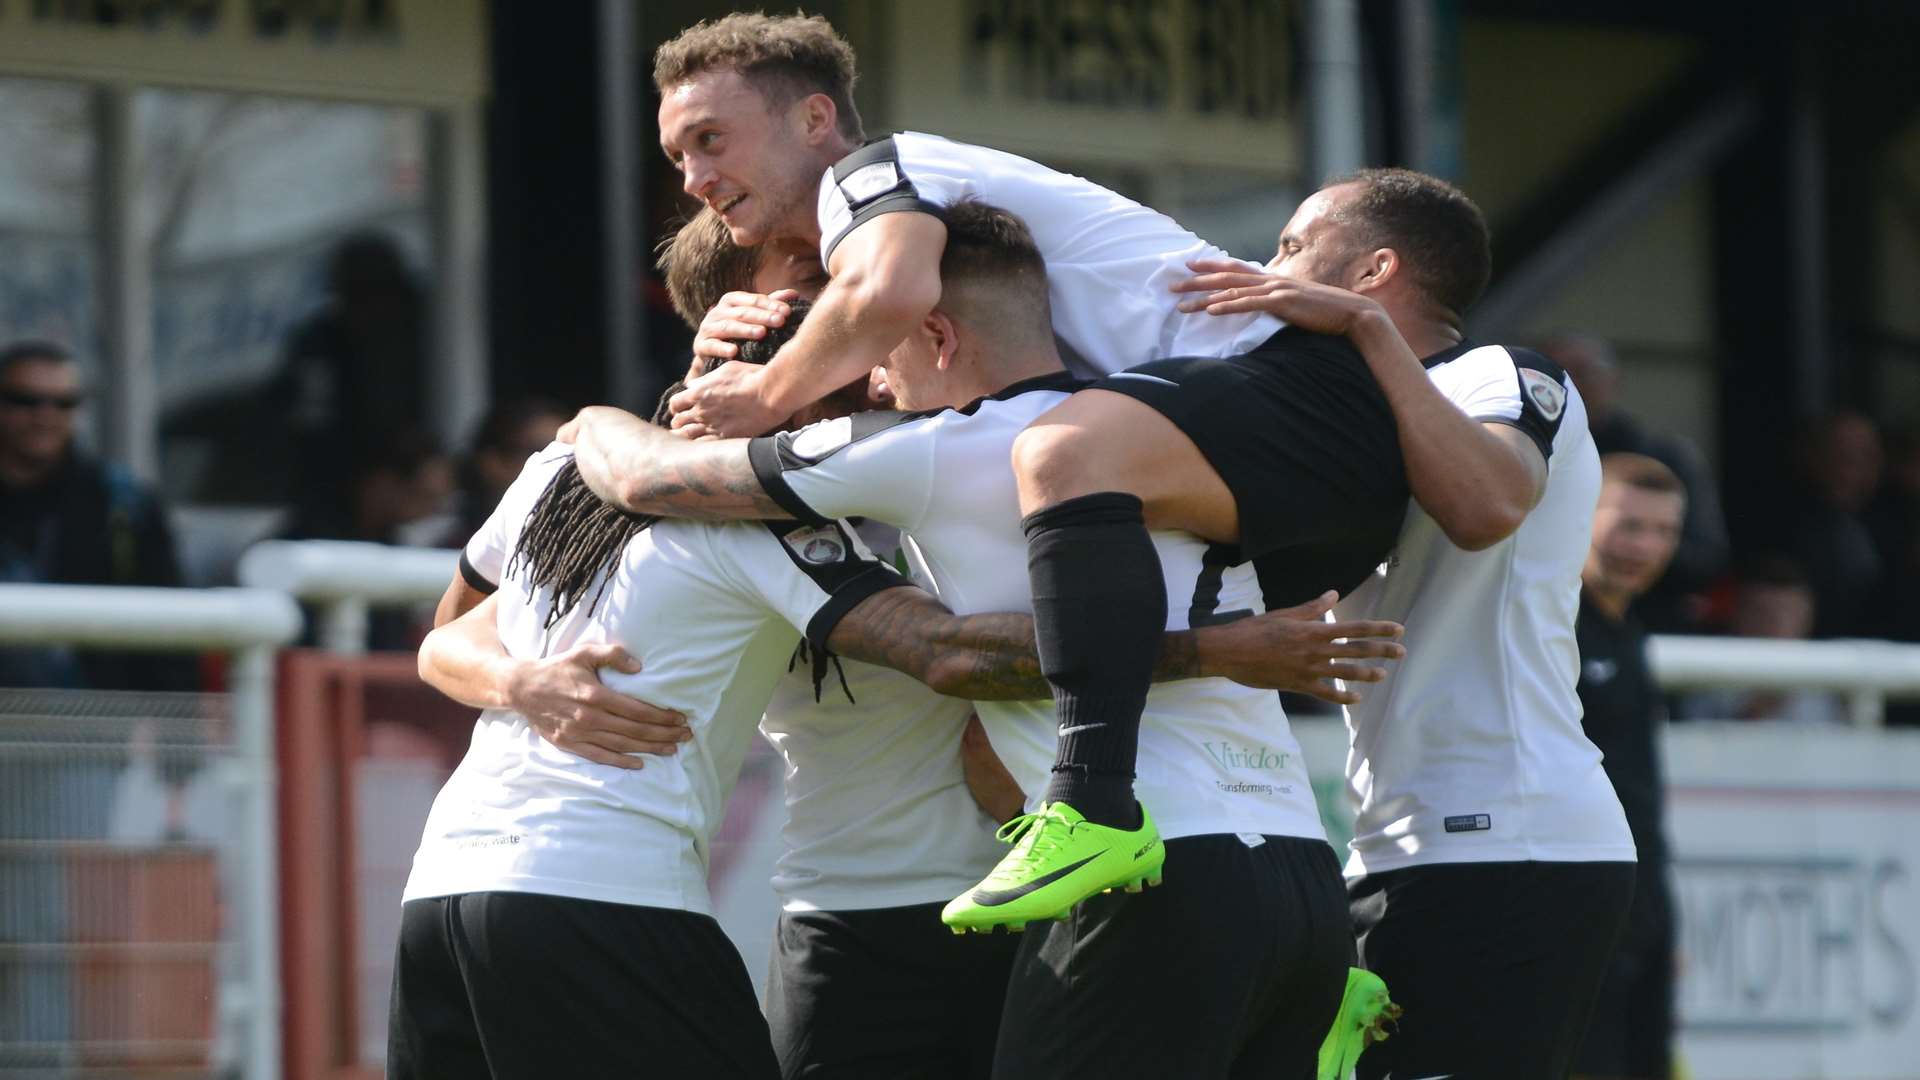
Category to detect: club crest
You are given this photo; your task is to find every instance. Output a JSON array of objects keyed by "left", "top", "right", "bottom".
[
  {"left": 1519, "top": 368, "right": 1566, "bottom": 422},
  {"left": 785, "top": 526, "right": 847, "bottom": 565},
  {"left": 838, "top": 161, "right": 901, "bottom": 208}
]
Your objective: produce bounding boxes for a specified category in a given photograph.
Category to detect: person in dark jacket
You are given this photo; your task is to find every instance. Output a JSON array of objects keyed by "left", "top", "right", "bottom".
[
  {"left": 1573, "top": 452, "right": 1687, "bottom": 1080},
  {"left": 1545, "top": 333, "right": 1727, "bottom": 634},
  {"left": 1787, "top": 411, "right": 1886, "bottom": 639},
  {"left": 278, "top": 231, "right": 430, "bottom": 528},
  {"left": 0, "top": 341, "right": 192, "bottom": 690},
  {"left": 439, "top": 396, "right": 570, "bottom": 548}
]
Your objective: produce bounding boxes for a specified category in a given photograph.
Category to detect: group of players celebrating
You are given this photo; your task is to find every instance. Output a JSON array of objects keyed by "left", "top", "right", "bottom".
[{"left": 388, "top": 12, "right": 1641, "bottom": 1080}]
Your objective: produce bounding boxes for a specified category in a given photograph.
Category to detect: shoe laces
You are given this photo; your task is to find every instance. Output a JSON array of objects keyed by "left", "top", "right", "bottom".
[{"left": 991, "top": 806, "right": 1081, "bottom": 875}]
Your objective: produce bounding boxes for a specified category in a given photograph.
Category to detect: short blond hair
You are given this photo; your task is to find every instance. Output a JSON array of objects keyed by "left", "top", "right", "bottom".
[{"left": 653, "top": 12, "right": 864, "bottom": 141}]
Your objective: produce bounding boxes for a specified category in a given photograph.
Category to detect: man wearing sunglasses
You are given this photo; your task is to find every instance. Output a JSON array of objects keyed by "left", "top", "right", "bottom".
[{"left": 0, "top": 340, "right": 188, "bottom": 690}]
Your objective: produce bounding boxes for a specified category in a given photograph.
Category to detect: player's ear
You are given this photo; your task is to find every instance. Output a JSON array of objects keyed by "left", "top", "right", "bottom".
[
  {"left": 797, "top": 92, "right": 839, "bottom": 145},
  {"left": 928, "top": 311, "right": 959, "bottom": 371},
  {"left": 1352, "top": 247, "right": 1397, "bottom": 293}
]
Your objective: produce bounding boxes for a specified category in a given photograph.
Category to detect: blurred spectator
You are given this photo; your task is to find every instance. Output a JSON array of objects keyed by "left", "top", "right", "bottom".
[
  {"left": 277, "top": 231, "right": 429, "bottom": 528},
  {"left": 279, "top": 427, "right": 451, "bottom": 652},
  {"left": 439, "top": 396, "right": 569, "bottom": 547},
  {"left": 1573, "top": 452, "right": 1685, "bottom": 1080},
  {"left": 283, "top": 427, "right": 453, "bottom": 547},
  {"left": 1543, "top": 334, "right": 1728, "bottom": 633},
  {"left": 1868, "top": 424, "right": 1920, "bottom": 639},
  {"left": 0, "top": 341, "right": 193, "bottom": 690},
  {"left": 1683, "top": 556, "right": 1846, "bottom": 725},
  {"left": 1868, "top": 425, "right": 1920, "bottom": 725},
  {"left": 1788, "top": 411, "right": 1884, "bottom": 639}
]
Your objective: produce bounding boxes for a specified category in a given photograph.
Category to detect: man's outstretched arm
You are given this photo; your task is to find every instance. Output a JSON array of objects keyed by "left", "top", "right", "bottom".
[
  {"left": 666, "top": 212, "right": 947, "bottom": 438},
  {"left": 829, "top": 587, "right": 1405, "bottom": 705},
  {"left": 1176, "top": 263, "right": 1545, "bottom": 550},
  {"left": 563, "top": 406, "right": 786, "bottom": 520},
  {"left": 1344, "top": 306, "right": 1545, "bottom": 550}
]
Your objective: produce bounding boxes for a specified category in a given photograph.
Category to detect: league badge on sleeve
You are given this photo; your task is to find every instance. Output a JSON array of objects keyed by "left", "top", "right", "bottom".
[
  {"left": 838, "top": 161, "right": 903, "bottom": 209},
  {"left": 784, "top": 525, "right": 848, "bottom": 566},
  {"left": 1519, "top": 368, "right": 1567, "bottom": 422}
]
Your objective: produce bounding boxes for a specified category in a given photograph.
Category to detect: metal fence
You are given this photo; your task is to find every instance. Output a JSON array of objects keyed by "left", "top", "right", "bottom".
[
  {"left": 0, "top": 690, "right": 236, "bottom": 1076},
  {"left": 0, "top": 585, "right": 297, "bottom": 1080}
]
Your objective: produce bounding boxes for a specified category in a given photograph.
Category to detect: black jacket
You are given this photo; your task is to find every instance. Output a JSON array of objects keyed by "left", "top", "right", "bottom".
[{"left": 0, "top": 452, "right": 195, "bottom": 690}]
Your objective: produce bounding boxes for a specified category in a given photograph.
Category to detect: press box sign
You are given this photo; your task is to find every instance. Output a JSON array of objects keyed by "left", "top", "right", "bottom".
[{"left": 887, "top": 0, "right": 1297, "bottom": 175}]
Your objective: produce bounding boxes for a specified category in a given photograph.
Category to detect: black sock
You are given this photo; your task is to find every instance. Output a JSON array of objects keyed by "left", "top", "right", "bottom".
[{"left": 1023, "top": 491, "right": 1165, "bottom": 829}]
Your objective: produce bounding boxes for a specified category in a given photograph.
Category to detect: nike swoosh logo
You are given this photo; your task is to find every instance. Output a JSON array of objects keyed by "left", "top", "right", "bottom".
[
  {"left": 1105, "top": 372, "right": 1180, "bottom": 387},
  {"left": 1057, "top": 723, "right": 1103, "bottom": 736},
  {"left": 1406, "top": 1074, "right": 1455, "bottom": 1079},
  {"left": 969, "top": 853, "right": 1104, "bottom": 906}
]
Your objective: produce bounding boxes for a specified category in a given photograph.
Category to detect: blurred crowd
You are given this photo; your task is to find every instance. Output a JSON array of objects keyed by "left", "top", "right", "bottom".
[
  {"left": 1543, "top": 334, "right": 1920, "bottom": 645},
  {"left": 3, "top": 257, "right": 1917, "bottom": 724},
  {"left": 1540, "top": 334, "right": 1920, "bottom": 727}
]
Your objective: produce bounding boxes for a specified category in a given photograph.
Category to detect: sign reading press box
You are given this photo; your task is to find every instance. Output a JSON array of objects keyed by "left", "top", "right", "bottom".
[
  {"left": 885, "top": 0, "right": 1297, "bottom": 175},
  {"left": 1293, "top": 718, "right": 1920, "bottom": 1080}
]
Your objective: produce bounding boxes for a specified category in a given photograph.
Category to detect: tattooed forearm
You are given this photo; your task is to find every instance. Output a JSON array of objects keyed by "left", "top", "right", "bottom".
[
  {"left": 942, "top": 612, "right": 1053, "bottom": 700},
  {"left": 831, "top": 588, "right": 1209, "bottom": 702},
  {"left": 828, "top": 588, "right": 1048, "bottom": 700},
  {"left": 614, "top": 445, "right": 787, "bottom": 521},
  {"left": 1155, "top": 631, "right": 1203, "bottom": 682},
  {"left": 575, "top": 416, "right": 789, "bottom": 521}
]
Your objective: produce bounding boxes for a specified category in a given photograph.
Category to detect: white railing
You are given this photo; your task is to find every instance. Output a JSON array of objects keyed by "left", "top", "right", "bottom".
[
  {"left": 0, "top": 584, "right": 300, "bottom": 1080},
  {"left": 1649, "top": 634, "right": 1920, "bottom": 728},
  {"left": 236, "top": 540, "right": 459, "bottom": 654},
  {"left": 238, "top": 540, "right": 1920, "bottom": 728}
]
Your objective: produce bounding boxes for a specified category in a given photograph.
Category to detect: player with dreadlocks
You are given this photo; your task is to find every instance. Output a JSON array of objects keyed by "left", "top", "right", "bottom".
[{"left": 395, "top": 302, "right": 884, "bottom": 1080}]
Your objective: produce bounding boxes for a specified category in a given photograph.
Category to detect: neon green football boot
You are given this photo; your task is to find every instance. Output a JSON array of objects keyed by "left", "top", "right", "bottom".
[
  {"left": 1317, "top": 967, "right": 1402, "bottom": 1080},
  {"left": 942, "top": 800, "right": 1165, "bottom": 933}
]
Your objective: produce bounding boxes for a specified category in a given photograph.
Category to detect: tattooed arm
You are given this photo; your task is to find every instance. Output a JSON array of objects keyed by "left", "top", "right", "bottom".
[
  {"left": 828, "top": 587, "right": 1407, "bottom": 704},
  {"left": 824, "top": 587, "right": 1196, "bottom": 701},
  {"left": 563, "top": 406, "right": 789, "bottom": 520}
]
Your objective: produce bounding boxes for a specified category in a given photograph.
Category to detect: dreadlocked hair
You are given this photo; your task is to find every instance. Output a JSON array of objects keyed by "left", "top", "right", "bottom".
[{"left": 507, "top": 300, "right": 814, "bottom": 628}]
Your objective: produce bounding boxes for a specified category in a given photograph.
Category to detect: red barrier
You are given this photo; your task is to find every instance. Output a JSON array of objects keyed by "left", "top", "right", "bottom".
[
  {"left": 275, "top": 651, "right": 473, "bottom": 1080},
  {"left": 66, "top": 846, "right": 220, "bottom": 1068}
]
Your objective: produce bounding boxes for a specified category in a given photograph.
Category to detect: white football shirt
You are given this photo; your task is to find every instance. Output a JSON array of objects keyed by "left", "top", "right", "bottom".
[
  {"left": 457, "top": 461, "right": 999, "bottom": 915},
  {"left": 750, "top": 373, "right": 1329, "bottom": 845},
  {"left": 816, "top": 132, "right": 1281, "bottom": 374},
  {"left": 405, "top": 444, "right": 909, "bottom": 914},
  {"left": 1336, "top": 345, "right": 1635, "bottom": 876},
  {"left": 758, "top": 520, "right": 1005, "bottom": 913}
]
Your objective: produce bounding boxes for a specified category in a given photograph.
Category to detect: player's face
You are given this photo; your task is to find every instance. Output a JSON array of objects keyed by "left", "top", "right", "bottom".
[
  {"left": 1266, "top": 183, "right": 1368, "bottom": 287},
  {"left": 750, "top": 240, "right": 830, "bottom": 301},
  {"left": 1585, "top": 483, "right": 1684, "bottom": 598},
  {"left": 660, "top": 70, "right": 823, "bottom": 246}
]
